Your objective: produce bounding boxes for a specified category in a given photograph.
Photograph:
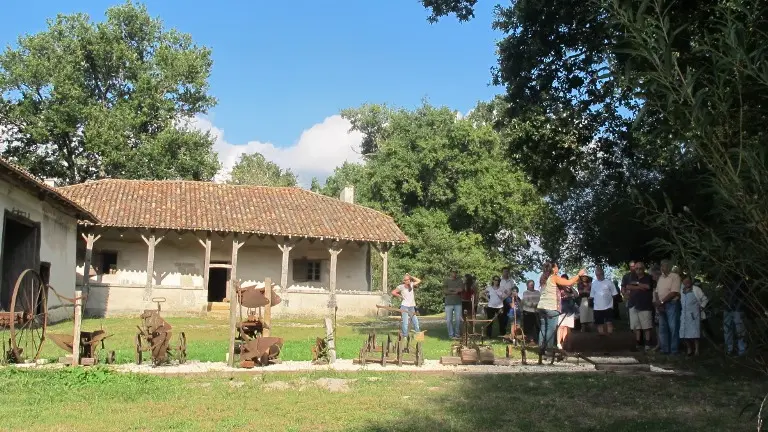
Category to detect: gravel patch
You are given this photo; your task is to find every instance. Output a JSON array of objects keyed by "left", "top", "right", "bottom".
[
  {"left": 315, "top": 378, "right": 356, "bottom": 392},
  {"left": 4, "top": 357, "right": 688, "bottom": 376},
  {"left": 263, "top": 380, "right": 293, "bottom": 391},
  {"left": 106, "top": 359, "right": 598, "bottom": 375}
]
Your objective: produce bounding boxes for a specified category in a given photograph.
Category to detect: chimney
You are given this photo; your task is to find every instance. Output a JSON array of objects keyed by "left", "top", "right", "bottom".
[
  {"left": 43, "top": 178, "right": 57, "bottom": 188},
  {"left": 339, "top": 185, "right": 354, "bottom": 204}
]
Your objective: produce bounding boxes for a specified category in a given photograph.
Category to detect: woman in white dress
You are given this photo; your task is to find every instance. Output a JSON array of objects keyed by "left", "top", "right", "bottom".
[
  {"left": 679, "top": 274, "right": 702, "bottom": 356},
  {"left": 577, "top": 275, "right": 594, "bottom": 332}
]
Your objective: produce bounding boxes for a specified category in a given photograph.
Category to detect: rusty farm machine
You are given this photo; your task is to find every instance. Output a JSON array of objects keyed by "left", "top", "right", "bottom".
[
  {"left": 1, "top": 268, "right": 115, "bottom": 365},
  {"left": 233, "top": 278, "right": 284, "bottom": 368},
  {"left": 354, "top": 305, "right": 425, "bottom": 367},
  {"left": 134, "top": 297, "right": 187, "bottom": 366}
]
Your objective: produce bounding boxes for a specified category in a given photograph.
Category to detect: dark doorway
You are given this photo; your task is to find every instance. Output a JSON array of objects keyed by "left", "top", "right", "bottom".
[
  {"left": 0, "top": 212, "right": 40, "bottom": 311},
  {"left": 207, "top": 263, "right": 229, "bottom": 302}
]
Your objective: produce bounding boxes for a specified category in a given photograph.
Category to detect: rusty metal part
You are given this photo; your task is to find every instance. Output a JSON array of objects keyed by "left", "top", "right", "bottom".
[
  {"left": 233, "top": 285, "right": 283, "bottom": 368},
  {"left": 355, "top": 332, "right": 424, "bottom": 367},
  {"left": 49, "top": 329, "right": 114, "bottom": 365},
  {"left": 238, "top": 337, "right": 283, "bottom": 367},
  {"left": 311, "top": 337, "right": 329, "bottom": 364},
  {"left": 135, "top": 297, "right": 187, "bottom": 366},
  {"left": 237, "top": 285, "right": 282, "bottom": 309}
]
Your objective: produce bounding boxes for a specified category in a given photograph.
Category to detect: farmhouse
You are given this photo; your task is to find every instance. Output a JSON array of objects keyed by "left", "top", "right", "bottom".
[
  {"left": 0, "top": 158, "right": 97, "bottom": 317},
  {"left": 58, "top": 179, "right": 407, "bottom": 317}
]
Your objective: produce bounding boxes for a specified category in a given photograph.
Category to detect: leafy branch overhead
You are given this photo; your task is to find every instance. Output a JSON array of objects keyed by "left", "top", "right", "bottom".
[{"left": 0, "top": 1, "right": 220, "bottom": 184}]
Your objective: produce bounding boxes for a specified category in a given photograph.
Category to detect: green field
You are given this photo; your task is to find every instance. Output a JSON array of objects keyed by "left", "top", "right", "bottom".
[
  {"left": 0, "top": 316, "right": 764, "bottom": 432},
  {"left": 38, "top": 315, "right": 515, "bottom": 363},
  {"left": 0, "top": 365, "right": 762, "bottom": 431}
]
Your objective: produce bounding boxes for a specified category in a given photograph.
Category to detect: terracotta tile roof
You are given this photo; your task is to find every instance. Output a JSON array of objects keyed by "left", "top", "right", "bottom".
[
  {"left": 58, "top": 179, "right": 407, "bottom": 243},
  {"left": 0, "top": 158, "right": 98, "bottom": 222}
]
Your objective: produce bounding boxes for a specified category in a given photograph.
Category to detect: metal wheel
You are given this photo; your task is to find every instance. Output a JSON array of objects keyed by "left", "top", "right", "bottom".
[
  {"left": 107, "top": 350, "right": 116, "bottom": 365},
  {"left": 177, "top": 332, "right": 187, "bottom": 364},
  {"left": 415, "top": 342, "right": 424, "bottom": 366},
  {"left": 134, "top": 333, "right": 143, "bottom": 365},
  {"left": 8, "top": 269, "right": 48, "bottom": 363}
]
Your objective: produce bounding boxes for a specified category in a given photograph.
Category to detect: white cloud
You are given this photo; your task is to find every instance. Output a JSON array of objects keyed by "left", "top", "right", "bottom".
[{"left": 187, "top": 115, "right": 364, "bottom": 187}]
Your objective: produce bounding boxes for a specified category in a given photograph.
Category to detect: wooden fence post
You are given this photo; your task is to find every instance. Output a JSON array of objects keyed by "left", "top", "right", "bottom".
[{"left": 71, "top": 290, "right": 83, "bottom": 366}]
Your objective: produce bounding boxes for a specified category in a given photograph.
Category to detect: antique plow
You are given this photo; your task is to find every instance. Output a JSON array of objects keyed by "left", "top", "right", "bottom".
[
  {"left": 355, "top": 331, "right": 424, "bottom": 367},
  {"left": 49, "top": 329, "right": 115, "bottom": 366},
  {"left": 234, "top": 283, "right": 283, "bottom": 368},
  {"left": 135, "top": 297, "right": 187, "bottom": 366}
]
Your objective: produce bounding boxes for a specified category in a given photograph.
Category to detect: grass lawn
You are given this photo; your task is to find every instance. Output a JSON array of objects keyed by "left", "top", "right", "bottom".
[
  {"left": 0, "top": 366, "right": 762, "bottom": 431},
  {"left": 1, "top": 315, "right": 765, "bottom": 431},
  {"left": 37, "top": 314, "right": 515, "bottom": 363}
]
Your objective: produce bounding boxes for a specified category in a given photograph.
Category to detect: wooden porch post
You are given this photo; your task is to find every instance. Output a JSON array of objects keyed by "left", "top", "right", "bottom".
[
  {"left": 197, "top": 232, "right": 212, "bottom": 293},
  {"left": 227, "top": 234, "right": 244, "bottom": 367},
  {"left": 370, "top": 243, "right": 391, "bottom": 294},
  {"left": 140, "top": 231, "right": 165, "bottom": 301},
  {"left": 328, "top": 241, "right": 343, "bottom": 295},
  {"left": 80, "top": 231, "right": 101, "bottom": 299},
  {"left": 277, "top": 239, "right": 296, "bottom": 292}
]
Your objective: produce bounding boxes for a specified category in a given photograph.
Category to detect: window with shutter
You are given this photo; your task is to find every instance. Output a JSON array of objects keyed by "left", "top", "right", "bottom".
[{"left": 292, "top": 259, "right": 309, "bottom": 282}]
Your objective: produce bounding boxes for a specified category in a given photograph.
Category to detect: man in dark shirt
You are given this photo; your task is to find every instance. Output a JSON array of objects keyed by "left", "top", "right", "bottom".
[
  {"left": 627, "top": 261, "right": 654, "bottom": 351},
  {"left": 619, "top": 261, "right": 636, "bottom": 320}
]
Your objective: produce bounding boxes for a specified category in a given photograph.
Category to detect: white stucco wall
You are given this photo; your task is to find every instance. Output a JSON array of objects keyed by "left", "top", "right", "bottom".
[
  {"left": 77, "top": 230, "right": 383, "bottom": 317},
  {"left": 0, "top": 177, "right": 78, "bottom": 322}
]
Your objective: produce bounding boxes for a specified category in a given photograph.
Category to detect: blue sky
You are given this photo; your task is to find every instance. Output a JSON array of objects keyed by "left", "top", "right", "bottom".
[{"left": 1, "top": 1, "right": 504, "bottom": 183}]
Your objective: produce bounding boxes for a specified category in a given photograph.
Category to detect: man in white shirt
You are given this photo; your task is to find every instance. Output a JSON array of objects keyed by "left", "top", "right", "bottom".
[
  {"left": 499, "top": 266, "right": 515, "bottom": 325},
  {"left": 590, "top": 265, "right": 618, "bottom": 335},
  {"left": 391, "top": 273, "right": 422, "bottom": 337}
]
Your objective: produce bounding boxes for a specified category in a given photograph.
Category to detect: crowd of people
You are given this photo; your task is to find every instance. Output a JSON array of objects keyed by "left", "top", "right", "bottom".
[{"left": 425, "top": 261, "right": 749, "bottom": 357}]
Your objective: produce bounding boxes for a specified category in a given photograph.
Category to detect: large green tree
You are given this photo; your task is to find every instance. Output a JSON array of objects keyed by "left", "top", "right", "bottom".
[
  {"left": 419, "top": 0, "right": 718, "bottom": 266},
  {"left": 320, "top": 101, "right": 547, "bottom": 312},
  {"left": 227, "top": 152, "right": 297, "bottom": 187},
  {"left": 0, "top": 1, "right": 220, "bottom": 184}
]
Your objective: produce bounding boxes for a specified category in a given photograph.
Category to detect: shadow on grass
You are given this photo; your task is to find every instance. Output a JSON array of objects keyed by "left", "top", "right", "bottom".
[{"left": 345, "top": 371, "right": 760, "bottom": 432}]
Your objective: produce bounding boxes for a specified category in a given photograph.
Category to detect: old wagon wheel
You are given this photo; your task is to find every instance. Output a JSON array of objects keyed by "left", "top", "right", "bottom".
[
  {"left": 8, "top": 269, "right": 48, "bottom": 363},
  {"left": 415, "top": 342, "right": 424, "bottom": 366},
  {"left": 134, "top": 333, "right": 143, "bottom": 365},
  {"left": 177, "top": 332, "right": 187, "bottom": 364}
]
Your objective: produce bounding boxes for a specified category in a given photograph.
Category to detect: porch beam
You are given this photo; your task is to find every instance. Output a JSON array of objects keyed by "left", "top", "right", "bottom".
[
  {"left": 373, "top": 243, "right": 391, "bottom": 294},
  {"left": 80, "top": 231, "right": 101, "bottom": 305},
  {"left": 198, "top": 232, "right": 211, "bottom": 293},
  {"left": 277, "top": 239, "right": 297, "bottom": 293},
  {"left": 140, "top": 231, "right": 164, "bottom": 301},
  {"left": 328, "top": 241, "right": 343, "bottom": 295},
  {"left": 227, "top": 235, "right": 245, "bottom": 367}
]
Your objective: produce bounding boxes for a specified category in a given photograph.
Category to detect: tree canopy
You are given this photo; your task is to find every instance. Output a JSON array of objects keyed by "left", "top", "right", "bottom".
[
  {"left": 0, "top": 1, "right": 220, "bottom": 184},
  {"left": 226, "top": 152, "right": 297, "bottom": 187},
  {"left": 319, "top": 101, "right": 547, "bottom": 312},
  {"left": 419, "top": 0, "right": 727, "bottom": 267}
]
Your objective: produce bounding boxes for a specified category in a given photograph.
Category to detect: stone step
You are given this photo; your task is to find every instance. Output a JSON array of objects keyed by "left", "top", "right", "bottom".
[{"left": 207, "top": 302, "right": 230, "bottom": 311}]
